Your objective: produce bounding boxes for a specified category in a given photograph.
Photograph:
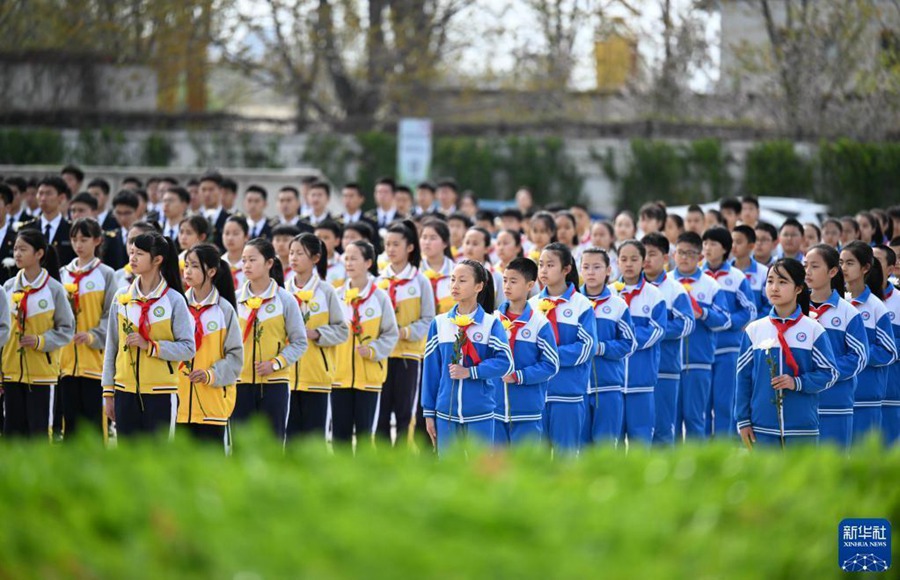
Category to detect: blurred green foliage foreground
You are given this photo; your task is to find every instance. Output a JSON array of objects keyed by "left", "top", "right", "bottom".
[{"left": 1, "top": 423, "right": 897, "bottom": 579}]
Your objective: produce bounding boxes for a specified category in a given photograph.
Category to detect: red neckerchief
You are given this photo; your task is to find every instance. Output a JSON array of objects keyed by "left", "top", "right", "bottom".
[
  {"left": 349, "top": 284, "right": 376, "bottom": 336},
  {"left": 678, "top": 277, "right": 703, "bottom": 315},
  {"left": 500, "top": 309, "right": 530, "bottom": 352},
  {"left": 386, "top": 268, "right": 416, "bottom": 310},
  {"left": 16, "top": 274, "right": 50, "bottom": 332},
  {"left": 135, "top": 289, "right": 168, "bottom": 342},
  {"left": 809, "top": 301, "right": 833, "bottom": 321},
  {"left": 705, "top": 267, "right": 729, "bottom": 281},
  {"left": 231, "top": 267, "right": 240, "bottom": 292},
  {"left": 622, "top": 278, "right": 645, "bottom": 307},
  {"left": 68, "top": 261, "right": 99, "bottom": 312},
  {"left": 242, "top": 297, "right": 272, "bottom": 343},
  {"left": 771, "top": 315, "right": 803, "bottom": 376},
  {"left": 544, "top": 298, "right": 566, "bottom": 343},
  {"left": 190, "top": 304, "right": 213, "bottom": 351},
  {"left": 589, "top": 295, "right": 610, "bottom": 310},
  {"left": 427, "top": 273, "right": 446, "bottom": 308}
]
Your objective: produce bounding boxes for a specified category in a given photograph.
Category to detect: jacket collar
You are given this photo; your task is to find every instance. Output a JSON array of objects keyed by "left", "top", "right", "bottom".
[
  {"left": 238, "top": 279, "right": 278, "bottom": 303},
  {"left": 539, "top": 282, "right": 576, "bottom": 301},
  {"left": 449, "top": 302, "right": 485, "bottom": 325},
  {"left": 769, "top": 305, "right": 803, "bottom": 323},
  {"left": 15, "top": 268, "right": 49, "bottom": 291},
  {"left": 129, "top": 276, "right": 169, "bottom": 300},
  {"left": 187, "top": 287, "right": 220, "bottom": 308}
]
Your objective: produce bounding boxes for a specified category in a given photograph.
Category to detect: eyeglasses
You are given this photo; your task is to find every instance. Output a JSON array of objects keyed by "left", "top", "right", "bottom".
[{"left": 676, "top": 250, "right": 700, "bottom": 257}]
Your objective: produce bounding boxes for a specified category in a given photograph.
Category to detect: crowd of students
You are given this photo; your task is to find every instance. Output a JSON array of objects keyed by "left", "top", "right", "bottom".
[{"left": 0, "top": 166, "right": 898, "bottom": 454}]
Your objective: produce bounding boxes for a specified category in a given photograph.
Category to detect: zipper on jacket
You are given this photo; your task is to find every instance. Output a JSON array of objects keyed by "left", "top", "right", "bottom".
[
  {"left": 319, "top": 348, "right": 329, "bottom": 372},
  {"left": 166, "top": 361, "right": 174, "bottom": 374}
]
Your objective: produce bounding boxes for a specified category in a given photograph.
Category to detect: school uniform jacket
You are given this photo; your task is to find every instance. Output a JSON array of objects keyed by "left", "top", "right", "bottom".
[
  {"left": 701, "top": 261, "right": 758, "bottom": 356},
  {"left": 286, "top": 274, "right": 347, "bottom": 392},
  {"left": 809, "top": 290, "right": 868, "bottom": 416},
  {"left": 735, "top": 307, "right": 839, "bottom": 438},
  {"left": 333, "top": 279, "right": 399, "bottom": 391},
  {"left": 237, "top": 280, "right": 308, "bottom": 385},
  {"left": 177, "top": 288, "right": 243, "bottom": 425},
  {"left": 59, "top": 258, "right": 116, "bottom": 379},
  {"left": 0, "top": 287, "right": 10, "bottom": 361},
  {"left": 421, "top": 256, "right": 455, "bottom": 315},
  {"left": 377, "top": 263, "right": 435, "bottom": 360},
  {"left": 2, "top": 269, "right": 74, "bottom": 385},
  {"left": 581, "top": 287, "right": 636, "bottom": 394},
  {"left": 22, "top": 217, "right": 75, "bottom": 266},
  {"left": 101, "top": 279, "right": 195, "bottom": 397},
  {"left": 529, "top": 283, "right": 596, "bottom": 403},
  {"left": 326, "top": 255, "right": 346, "bottom": 289},
  {"left": 494, "top": 301, "right": 559, "bottom": 422},
  {"left": 422, "top": 304, "right": 514, "bottom": 423},
  {"left": 732, "top": 257, "right": 769, "bottom": 318},
  {"left": 648, "top": 271, "right": 695, "bottom": 380},
  {"left": 882, "top": 285, "right": 900, "bottom": 409},
  {"left": 670, "top": 269, "right": 731, "bottom": 370},
  {"left": 608, "top": 276, "right": 666, "bottom": 393},
  {"left": 849, "top": 287, "right": 899, "bottom": 408},
  {"left": 0, "top": 223, "right": 16, "bottom": 285}
]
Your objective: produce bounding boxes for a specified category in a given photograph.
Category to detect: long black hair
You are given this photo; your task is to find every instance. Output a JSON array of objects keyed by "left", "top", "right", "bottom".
[
  {"left": 556, "top": 211, "right": 579, "bottom": 246},
  {"left": 386, "top": 219, "right": 421, "bottom": 269},
  {"left": 16, "top": 229, "right": 60, "bottom": 281},
  {"left": 531, "top": 211, "right": 558, "bottom": 243},
  {"left": 808, "top": 244, "right": 845, "bottom": 295},
  {"left": 245, "top": 238, "right": 284, "bottom": 287},
  {"left": 292, "top": 233, "right": 327, "bottom": 281},
  {"left": 541, "top": 241, "right": 579, "bottom": 288},
  {"left": 185, "top": 243, "right": 236, "bottom": 308},
  {"left": 132, "top": 231, "right": 183, "bottom": 295},
  {"left": 498, "top": 228, "right": 524, "bottom": 259},
  {"left": 180, "top": 214, "right": 211, "bottom": 243},
  {"left": 348, "top": 240, "right": 379, "bottom": 277},
  {"left": 843, "top": 241, "right": 884, "bottom": 301},
  {"left": 421, "top": 218, "right": 453, "bottom": 260},
  {"left": 467, "top": 226, "right": 493, "bottom": 263},
  {"left": 457, "top": 258, "right": 495, "bottom": 313},
  {"left": 69, "top": 217, "right": 103, "bottom": 258},
  {"left": 768, "top": 258, "right": 810, "bottom": 315},
  {"left": 857, "top": 211, "right": 884, "bottom": 245}
]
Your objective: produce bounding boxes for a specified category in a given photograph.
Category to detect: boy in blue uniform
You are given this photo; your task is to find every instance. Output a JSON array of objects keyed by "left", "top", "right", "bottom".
[
  {"left": 494, "top": 258, "right": 560, "bottom": 445},
  {"left": 642, "top": 233, "right": 694, "bottom": 446},
  {"left": 730, "top": 225, "right": 768, "bottom": 318},
  {"left": 701, "top": 227, "right": 757, "bottom": 438},
  {"left": 670, "top": 232, "right": 731, "bottom": 440}
]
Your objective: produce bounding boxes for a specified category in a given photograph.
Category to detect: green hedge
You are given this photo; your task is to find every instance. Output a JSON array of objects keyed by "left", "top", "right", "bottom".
[{"left": 0, "top": 427, "right": 896, "bottom": 578}]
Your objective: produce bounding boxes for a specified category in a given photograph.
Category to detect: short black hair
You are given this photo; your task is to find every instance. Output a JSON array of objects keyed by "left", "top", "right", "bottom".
[
  {"left": 676, "top": 231, "right": 703, "bottom": 251},
  {"left": 506, "top": 257, "right": 538, "bottom": 282},
  {"left": 165, "top": 186, "right": 190, "bottom": 205},
  {"left": 272, "top": 224, "right": 301, "bottom": 238},
  {"left": 639, "top": 202, "right": 666, "bottom": 224},
  {"left": 686, "top": 204, "right": 704, "bottom": 215},
  {"left": 199, "top": 171, "right": 223, "bottom": 186},
  {"left": 702, "top": 226, "right": 733, "bottom": 256},
  {"left": 436, "top": 178, "right": 459, "bottom": 192},
  {"left": 5, "top": 176, "right": 26, "bottom": 192},
  {"left": 279, "top": 186, "right": 300, "bottom": 199},
  {"left": 732, "top": 224, "right": 756, "bottom": 244},
  {"left": 159, "top": 176, "right": 179, "bottom": 186},
  {"left": 719, "top": 197, "right": 741, "bottom": 214},
  {"left": 87, "top": 178, "right": 110, "bottom": 195},
  {"left": 39, "top": 175, "right": 70, "bottom": 198},
  {"left": 779, "top": 218, "right": 803, "bottom": 235},
  {"left": 112, "top": 190, "right": 140, "bottom": 210},
  {"left": 314, "top": 219, "right": 342, "bottom": 239},
  {"left": 755, "top": 221, "right": 778, "bottom": 240},
  {"left": 61, "top": 164, "right": 84, "bottom": 182},
  {"left": 343, "top": 183, "right": 363, "bottom": 197},
  {"left": 301, "top": 175, "right": 319, "bottom": 186},
  {"left": 309, "top": 181, "right": 331, "bottom": 197},
  {"left": 416, "top": 181, "right": 435, "bottom": 192},
  {"left": 132, "top": 188, "right": 148, "bottom": 203},
  {"left": 641, "top": 232, "right": 669, "bottom": 255},
  {"left": 499, "top": 208, "right": 524, "bottom": 221},
  {"left": 375, "top": 177, "right": 396, "bottom": 191},
  {"left": 447, "top": 212, "right": 472, "bottom": 228},
  {"left": 70, "top": 192, "right": 99, "bottom": 211},
  {"left": 742, "top": 195, "right": 760, "bottom": 209},
  {"left": 475, "top": 209, "right": 496, "bottom": 223},
  {"left": 245, "top": 184, "right": 268, "bottom": 201},
  {"left": 122, "top": 175, "right": 143, "bottom": 188},
  {"left": 395, "top": 185, "right": 413, "bottom": 198},
  {"left": 221, "top": 177, "right": 238, "bottom": 192},
  {"left": 0, "top": 183, "right": 12, "bottom": 206}
]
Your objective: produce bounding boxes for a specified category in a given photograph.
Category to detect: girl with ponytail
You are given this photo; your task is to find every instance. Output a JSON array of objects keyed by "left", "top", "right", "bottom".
[
  {"left": 285, "top": 233, "right": 348, "bottom": 440},
  {"left": 804, "top": 244, "right": 869, "bottom": 449},
  {"left": 419, "top": 219, "right": 455, "bottom": 315},
  {"left": 2, "top": 230, "right": 71, "bottom": 439},
  {"left": 375, "top": 220, "right": 435, "bottom": 445},
  {"left": 421, "top": 259, "right": 513, "bottom": 454},
  {"left": 101, "top": 232, "right": 195, "bottom": 439},
  {"left": 177, "top": 243, "right": 243, "bottom": 447},
  {"left": 841, "top": 241, "right": 898, "bottom": 443},
  {"left": 735, "top": 258, "right": 838, "bottom": 448}
]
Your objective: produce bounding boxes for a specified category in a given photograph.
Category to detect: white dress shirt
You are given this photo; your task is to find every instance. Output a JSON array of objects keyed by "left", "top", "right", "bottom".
[{"left": 40, "top": 213, "right": 63, "bottom": 242}]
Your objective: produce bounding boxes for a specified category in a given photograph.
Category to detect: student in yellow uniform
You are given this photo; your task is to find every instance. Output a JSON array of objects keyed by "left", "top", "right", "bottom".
[
  {"left": 102, "top": 231, "right": 195, "bottom": 439},
  {"left": 59, "top": 218, "right": 116, "bottom": 439},
  {"left": 178, "top": 243, "right": 244, "bottom": 446},
  {"left": 2, "top": 229, "right": 71, "bottom": 439},
  {"left": 233, "top": 238, "right": 307, "bottom": 442},
  {"left": 419, "top": 219, "right": 456, "bottom": 315},
  {"left": 376, "top": 220, "right": 435, "bottom": 444},
  {"left": 286, "top": 233, "right": 348, "bottom": 439},
  {"left": 333, "top": 240, "right": 399, "bottom": 446}
]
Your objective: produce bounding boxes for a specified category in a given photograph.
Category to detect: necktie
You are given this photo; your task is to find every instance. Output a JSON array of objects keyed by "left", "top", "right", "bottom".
[
  {"left": 44, "top": 223, "right": 51, "bottom": 242},
  {"left": 168, "top": 228, "right": 175, "bottom": 240},
  {"left": 190, "top": 304, "right": 213, "bottom": 351},
  {"left": 771, "top": 315, "right": 803, "bottom": 376}
]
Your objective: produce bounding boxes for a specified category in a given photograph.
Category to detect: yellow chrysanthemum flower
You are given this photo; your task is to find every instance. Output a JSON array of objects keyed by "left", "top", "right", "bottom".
[
  {"left": 537, "top": 299, "right": 556, "bottom": 313},
  {"left": 612, "top": 281, "right": 626, "bottom": 292},
  {"left": 12, "top": 291, "right": 24, "bottom": 304},
  {"left": 377, "top": 278, "right": 391, "bottom": 290},
  {"left": 344, "top": 287, "right": 360, "bottom": 303},
  {"left": 501, "top": 318, "right": 513, "bottom": 331},
  {"left": 451, "top": 314, "right": 474, "bottom": 327},
  {"left": 117, "top": 294, "right": 132, "bottom": 305},
  {"left": 245, "top": 297, "right": 263, "bottom": 310},
  {"left": 296, "top": 290, "right": 314, "bottom": 302},
  {"left": 424, "top": 269, "right": 442, "bottom": 280},
  {"left": 124, "top": 264, "right": 133, "bottom": 274},
  {"left": 64, "top": 283, "right": 78, "bottom": 294}
]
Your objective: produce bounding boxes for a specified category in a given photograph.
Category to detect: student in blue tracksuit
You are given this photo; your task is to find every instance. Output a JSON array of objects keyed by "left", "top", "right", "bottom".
[
  {"left": 841, "top": 241, "right": 898, "bottom": 444},
  {"left": 805, "top": 244, "right": 869, "bottom": 450},
  {"left": 701, "top": 227, "right": 757, "bottom": 438},
  {"left": 731, "top": 225, "right": 769, "bottom": 318},
  {"left": 873, "top": 245, "right": 900, "bottom": 445},
  {"left": 642, "top": 233, "right": 694, "bottom": 446},
  {"left": 422, "top": 259, "right": 513, "bottom": 454},
  {"left": 494, "top": 258, "right": 559, "bottom": 445},
  {"left": 670, "top": 232, "right": 731, "bottom": 440},
  {"left": 608, "top": 240, "right": 666, "bottom": 446},
  {"left": 736, "top": 258, "right": 838, "bottom": 448},
  {"left": 580, "top": 247, "right": 636, "bottom": 446},
  {"left": 529, "top": 242, "right": 595, "bottom": 452}
]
